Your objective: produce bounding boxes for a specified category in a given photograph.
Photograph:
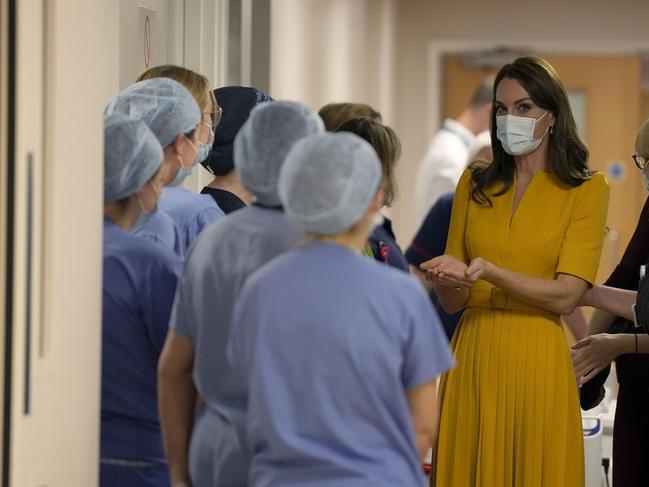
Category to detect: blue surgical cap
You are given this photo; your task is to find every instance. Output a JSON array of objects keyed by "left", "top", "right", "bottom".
[
  {"left": 203, "top": 86, "right": 272, "bottom": 176},
  {"left": 104, "top": 113, "right": 163, "bottom": 203},
  {"left": 104, "top": 78, "right": 201, "bottom": 148},
  {"left": 279, "top": 132, "right": 382, "bottom": 235},
  {"left": 234, "top": 101, "right": 324, "bottom": 207}
]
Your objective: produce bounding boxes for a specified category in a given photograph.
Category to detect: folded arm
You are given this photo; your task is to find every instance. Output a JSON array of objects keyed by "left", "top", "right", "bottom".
[
  {"left": 466, "top": 258, "right": 589, "bottom": 316},
  {"left": 580, "top": 284, "right": 636, "bottom": 322}
]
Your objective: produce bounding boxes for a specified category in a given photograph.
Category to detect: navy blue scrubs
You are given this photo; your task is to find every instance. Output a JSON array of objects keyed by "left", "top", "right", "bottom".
[
  {"left": 101, "top": 216, "right": 182, "bottom": 486},
  {"left": 368, "top": 216, "right": 408, "bottom": 272}
]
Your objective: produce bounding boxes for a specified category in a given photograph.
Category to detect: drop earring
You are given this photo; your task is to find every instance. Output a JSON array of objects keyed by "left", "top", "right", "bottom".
[{"left": 549, "top": 125, "right": 554, "bottom": 135}]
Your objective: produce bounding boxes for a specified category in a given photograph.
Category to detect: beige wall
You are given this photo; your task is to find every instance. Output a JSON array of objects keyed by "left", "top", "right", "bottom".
[
  {"left": 9, "top": 0, "right": 118, "bottom": 484},
  {"left": 118, "top": 0, "right": 171, "bottom": 89},
  {"left": 271, "top": 0, "right": 649, "bottom": 245},
  {"left": 270, "top": 0, "right": 397, "bottom": 123}
]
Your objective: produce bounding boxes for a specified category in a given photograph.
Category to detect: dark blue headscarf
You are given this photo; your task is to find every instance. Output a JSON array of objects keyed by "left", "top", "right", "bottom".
[{"left": 202, "top": 86, "right": 272, "bottom": 176}]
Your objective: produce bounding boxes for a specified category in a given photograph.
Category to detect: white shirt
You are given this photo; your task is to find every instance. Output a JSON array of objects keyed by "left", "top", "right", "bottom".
[{"left": 415, "top": 119, "right": 474, "bottom": 221}]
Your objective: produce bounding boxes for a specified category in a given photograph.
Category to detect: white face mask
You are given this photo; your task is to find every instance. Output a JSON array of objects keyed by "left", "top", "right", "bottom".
[{"left": 496, "top": 111, "right": 551, "bottom": 156}]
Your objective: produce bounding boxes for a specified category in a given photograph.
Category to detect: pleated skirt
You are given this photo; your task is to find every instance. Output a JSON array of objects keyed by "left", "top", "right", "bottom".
[{"left": 432, "top": 307, "right": 584, "bottom": 487}]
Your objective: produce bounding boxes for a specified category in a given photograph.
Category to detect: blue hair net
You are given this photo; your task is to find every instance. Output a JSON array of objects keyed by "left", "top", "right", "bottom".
[
  {"left": 278, "top": 132, "right": 382, "bottom": 235},
  {"left": 104, "top": 113, "right": 163, "bottom": 202},
  {"left": 104, "top": 78, "right": 200, "bottom": 148},
  {"left": 234, "top": 101, "right": 324, "bottom": 206}
]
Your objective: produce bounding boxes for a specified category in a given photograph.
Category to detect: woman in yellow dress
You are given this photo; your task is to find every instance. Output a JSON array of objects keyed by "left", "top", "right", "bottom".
[{"left": 422, "top": 56, "right": 609, "bottom": 486}]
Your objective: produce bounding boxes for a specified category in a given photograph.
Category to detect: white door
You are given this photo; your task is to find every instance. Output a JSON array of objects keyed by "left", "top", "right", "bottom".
[{"left": 2, "top": 0, "right": 118, "bottom": 485}]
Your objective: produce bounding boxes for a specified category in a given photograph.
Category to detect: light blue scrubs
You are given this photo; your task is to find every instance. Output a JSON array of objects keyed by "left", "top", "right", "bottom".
[
  {"left": 101, "top": 217, "right": 183, "bottom": 486},
  {"left": 132, "top": 208, "right": 183, "bottom": 257},
  {"left": 228, "top": 241, "right": 454, "bottom": 487},
  {"left": 169, "top": 205, "right": 302, "bottom": 486},
  {"left": 158, "top": 186, "right": 225, "bottom": 253}
]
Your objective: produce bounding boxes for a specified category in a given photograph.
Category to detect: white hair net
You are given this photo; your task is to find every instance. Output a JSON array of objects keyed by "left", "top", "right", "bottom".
[
  {"left": 279, "top": 132, "right": 381, "bottom": 235},
  {"left": 104, "top": 78, "right": 200, "bottom": 148},
  {"left": 234, "top": 101, "right": 324, "bottom": 206},
  {"left": 104, "top": 113, "right": 163, "bottom": 203}
]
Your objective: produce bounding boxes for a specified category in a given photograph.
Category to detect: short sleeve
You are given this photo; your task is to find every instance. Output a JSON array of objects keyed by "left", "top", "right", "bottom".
[
  {"left": 194, "top": 206, "right": 224, "bottom": 235},
  {"left": 444, "top": 169, "right": 472, "bottom": 263},
  {"left": 401, "top": 281, "right": 455, "bottom": 389},
  {"left": 168, "top": 269, "right": 194, "bottom": 341},
  {"left": 556, "top": 173, "right": 610, "bottom": 284},
  {"left": 183, "top": 206, "right": 224, "bottom": 253},
  {"left": 405, "top": 192, "right": 454, "bottom": 266}
]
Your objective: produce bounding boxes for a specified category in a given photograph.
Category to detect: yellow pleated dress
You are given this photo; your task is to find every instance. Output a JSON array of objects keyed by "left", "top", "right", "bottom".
[{"left": 432, "top": 168, "right": 609, "bottom": 487}]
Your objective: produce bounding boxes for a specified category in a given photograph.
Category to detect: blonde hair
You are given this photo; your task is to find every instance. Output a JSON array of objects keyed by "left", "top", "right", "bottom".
[
  {"left": 636, "top": 118, "right": 649, "bottom": 158},
  {"left": 137, "top": 64, "right": 213, "bottom": 113}
]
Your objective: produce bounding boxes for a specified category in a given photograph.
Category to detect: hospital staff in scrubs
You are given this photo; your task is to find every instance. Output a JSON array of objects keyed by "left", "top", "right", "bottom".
[
  {"left": 157, "top": 101, "right": 324, "bottom": 487},
  {"left": 228, "top": 132, "right": 454, "bottom": 486},
  {"left": 140, "top": 65, "right": 225, "bottom": 254},
  {"left": 101, "top": 113, "right": 183, "bottom": 486},
  {"left": 200, "top": 86, "right": 272, "bottom": 213},
  {"left": 105, "top": 76, "right": 204, "bottom": 256}
]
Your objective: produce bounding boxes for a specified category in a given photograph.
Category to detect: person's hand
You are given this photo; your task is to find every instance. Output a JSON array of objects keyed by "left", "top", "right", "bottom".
[
  {"left": 420, "top": 255, "right": 469, "bottom": 288},
  {"left": 571, "top": 333, "right": 627, "bottom": 385},
  {"left": 465, "top": 257, "right": 496, "bottom": 284}
]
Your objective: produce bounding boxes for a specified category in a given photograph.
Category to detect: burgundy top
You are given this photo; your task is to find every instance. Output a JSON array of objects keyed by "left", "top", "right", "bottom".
[{"left": 606, "top": 195, "right": 649, "bottom": 383}]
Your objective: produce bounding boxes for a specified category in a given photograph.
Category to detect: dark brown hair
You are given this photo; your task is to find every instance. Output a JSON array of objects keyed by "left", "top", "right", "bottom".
[
  {"left": 318, "top": 102, "right": 382, "bottom": 132},
  {"left": 471, "top": 56, "right": 592, "bottom": 205},
  {"left": 469, "top": 76, "right": 494, "bottom": 108},
  {"left": 337, "top": 117, "right": 401, "bottom": 206},
  {"left": 635, "top": 117, "right": 649, "bottom": 158}
]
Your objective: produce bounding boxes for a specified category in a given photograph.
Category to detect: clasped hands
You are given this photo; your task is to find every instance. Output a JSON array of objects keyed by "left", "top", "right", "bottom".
[
  {"left": 420, "top": 255, "right": 494, "bottom": 288},
  {"left": 571, "top": 333, "right": 626, "bottom": 385}
]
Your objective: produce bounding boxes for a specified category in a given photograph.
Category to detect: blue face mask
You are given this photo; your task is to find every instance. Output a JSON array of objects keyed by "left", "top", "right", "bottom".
[
  {"left": 196, "top": 126, "right": 214, "bottom": 164},
  {"left": 169, "top": 125, "right": 214, "bottom": 186},
  {"left": 168, "top": 162, "right": 192, "bottom": 187},
  {"left": 135, "top": 193, "right": 158, "bottom": 228}
]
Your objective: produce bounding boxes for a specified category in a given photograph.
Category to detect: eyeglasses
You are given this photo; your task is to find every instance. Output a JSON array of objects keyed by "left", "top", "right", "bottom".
[
  {"left": 211, "top": 105, "right": 223, "bottom": 132},
  {"left": 633, "top": 154, "right": 649, "bottom": 170},
  {"left": 210, "top": 91, "right": 222, "bottom": 133}
]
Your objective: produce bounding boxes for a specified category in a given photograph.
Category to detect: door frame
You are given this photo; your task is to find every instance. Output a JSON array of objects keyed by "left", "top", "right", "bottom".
[{"left": 0, "top": 0, "right": 15, "bottom": 483}]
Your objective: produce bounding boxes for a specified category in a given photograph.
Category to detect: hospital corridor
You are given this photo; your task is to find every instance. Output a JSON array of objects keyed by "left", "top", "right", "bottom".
[{"left": 2, "top": 0, "right": 649, "bottom": 486}]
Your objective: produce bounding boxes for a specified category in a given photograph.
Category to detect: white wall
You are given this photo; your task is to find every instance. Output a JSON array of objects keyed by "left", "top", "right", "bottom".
[
  {"left": 270, "top": 0, "right": 396, "bottom": 122},
  {"left": 9, "top": 0, "right": 118, "bottom": 484},
  {"left": 118, "top": 0, "right": 170, "bottom": 89}
]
